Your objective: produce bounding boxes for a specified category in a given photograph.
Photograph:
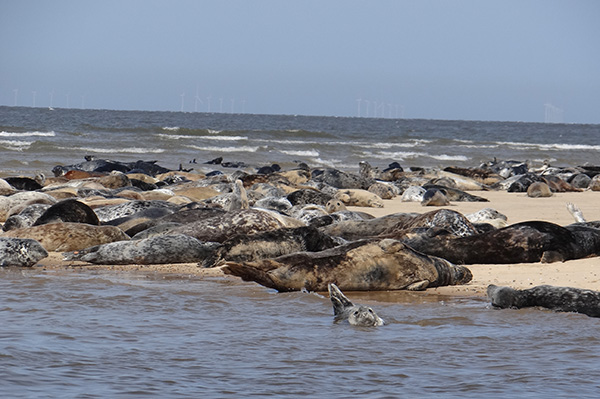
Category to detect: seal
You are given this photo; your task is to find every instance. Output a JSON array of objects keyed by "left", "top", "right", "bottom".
[
  {"left": 63, "top": 234, "right": 219, "bottom": 265},
  {"left": 171, "top": 208, "right": 305, "bottom": 243},
  {"left": 92, "top": 200, "right": 179, "bottom": 223},
  {"left": 2, "top": 222, "right": 130, "bottom": 252},
  {"left": 32, "top": 198, "right": 100, "bottom": 226},
  {"left": 201, "top": 226, "right": 341, "bottom": 268},
  {"left": 334, "top": 189, "right": 384, "bottom": 208},
  {"left": 487, "top": 284, "right": 600, "bottom": 318},
  {"left": 420, "top": 189, "right": 449, "bottom": 206},
  {"left": 0, "top": 191, "right": 57, "bottom": 222},
  {"left": 328, "top": 283, "right": 385, "bottom": 326},
  {"left": 319, "top": 212, "right": 419, "bottom": 241},
  {"left": 403, "top": 220, "right": 600, "bottom": 264},
  {"left": 286, "top": 189, "right": 333, "bottom": 207},
  {"left": 222, "top": 238, "right": 472, "bottom": 292},
  {"left": 0, "top": 237, "right": 48, "bottom": 267},
  {"left": 526, "top": 182, "right": 553, "bottom": 198},
  {"left": 3, "top": 204, "right": 51, "bottom": 231},
  {"left": 310, "top": 167, "right": 373, "bottom": 189}
]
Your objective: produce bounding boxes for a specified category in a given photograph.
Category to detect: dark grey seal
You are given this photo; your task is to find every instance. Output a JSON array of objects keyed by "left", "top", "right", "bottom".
[
  {"left": 33, "top": 198, "right": 100, "bottom": 226},
  {"left": 328, "top": 283, "right": 385, "bottom": 327},
  {"left": 0, "top": 237, "right": 48, "bottom": 267},
  {"left": 487, "top": 284, "right": 600, "bottom": 318}
]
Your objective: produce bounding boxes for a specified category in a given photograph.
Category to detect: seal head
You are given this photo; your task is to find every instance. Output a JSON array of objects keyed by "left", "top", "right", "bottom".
[{"left": 328, "top": 283, "right": 384, "bottom": 327}]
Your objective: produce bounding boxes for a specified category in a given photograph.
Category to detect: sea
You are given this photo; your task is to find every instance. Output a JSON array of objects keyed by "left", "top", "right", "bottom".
[{"left": 2, "top": 106, "right": 600, "bottom": 398}]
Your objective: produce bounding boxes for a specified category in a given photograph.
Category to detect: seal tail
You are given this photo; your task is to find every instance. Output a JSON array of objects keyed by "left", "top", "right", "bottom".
[{"left": 222, "top": 261, "right": 281, "bottom": 291}]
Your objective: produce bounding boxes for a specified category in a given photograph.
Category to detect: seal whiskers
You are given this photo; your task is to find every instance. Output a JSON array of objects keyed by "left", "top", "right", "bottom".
[{"left": 328, "top": 283, "right": 384, "bottom": 326}]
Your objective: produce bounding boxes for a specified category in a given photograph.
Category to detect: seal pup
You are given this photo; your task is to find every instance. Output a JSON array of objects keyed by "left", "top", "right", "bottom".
[
  {"left": 487, "top": 284, "right": 600, "bottom": 318},
  {"left": 63, "top": 234, "right": 219, "bottom": 265},
  {"left": 0, "top": 237, "right": 48, "bottom": 267},
  {"left": 222, "top": 238, "right": 472, "bottom": 292},
  {"left": 328, "top": 283, "right": 385, "bottom": 327}
]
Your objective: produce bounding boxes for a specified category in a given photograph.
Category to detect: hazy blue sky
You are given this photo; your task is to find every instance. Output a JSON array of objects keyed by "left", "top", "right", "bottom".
[{"left": 1, "top": 0, "right": 599, "bottom": 123}]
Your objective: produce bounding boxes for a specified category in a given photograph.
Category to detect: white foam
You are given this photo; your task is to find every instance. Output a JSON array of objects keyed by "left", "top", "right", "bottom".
[
  {"left": 430, "top": 154, "right": 469, "bottom": 161},
  {"left": 59, "top": 146, "right": 165, "bottom": 154},
  {"left": 0, "top": 131, "right": 55, "bottom": 137},
  {"left": 280, "top": 149, "right": 320, "bottom": 157},
  {"left": 0, "top": 139, "right": 33, "bottom": 151},
  {"left": 157, "top": 134, "right": 247, "bottom": 141},
  {"left": 162, "top": 126, "right": 180, "bottom": 131},
  {"left": 188, "top": 145, "right": 260, "bottom": 153}
]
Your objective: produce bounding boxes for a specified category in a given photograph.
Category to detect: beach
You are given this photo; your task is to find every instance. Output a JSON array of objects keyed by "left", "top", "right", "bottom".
[{"left": 33, "top": 189, "right": 600, "bottom": 299}]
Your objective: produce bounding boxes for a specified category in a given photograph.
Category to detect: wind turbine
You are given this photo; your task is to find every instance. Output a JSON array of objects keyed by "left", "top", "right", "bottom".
[
  {"left": 356, "top": 98, "right": 362, "bottom": 117},
  {"left": 230, "top": 98, "right": 235, "bottom": 113},
  {"left": 206, "top": 95, "right": 212, "bottom": 112},
  {"left": 194, "top": 85, "right": 203, "bottom": 112}
]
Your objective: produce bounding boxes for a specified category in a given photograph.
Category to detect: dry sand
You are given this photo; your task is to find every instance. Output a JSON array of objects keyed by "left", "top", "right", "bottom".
[{"left": 35, "top": 190, "right": 600, "bottom": 298}]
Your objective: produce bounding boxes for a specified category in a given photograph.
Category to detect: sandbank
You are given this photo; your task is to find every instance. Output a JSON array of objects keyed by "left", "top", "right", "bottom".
[{"left": 34, "top": 190, "right": 600, "bottom": 298}]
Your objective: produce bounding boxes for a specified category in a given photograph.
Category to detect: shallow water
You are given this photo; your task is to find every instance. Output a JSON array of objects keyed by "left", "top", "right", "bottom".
[{"left": 2, "top": 268, "right": 599, "bottom": 398}]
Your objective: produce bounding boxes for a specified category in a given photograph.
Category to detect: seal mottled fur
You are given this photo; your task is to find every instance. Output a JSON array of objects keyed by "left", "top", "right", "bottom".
[
  {"left": 328, "top": 283, "right": 384, "bottom": 326},
  {"left": 0, "top": 237, "right": 48, "bottom": 267},
  {"left": 487, "top": 284, "right": 600, "bottom": 317},
  {"left": 222, "top": 238, "right": 472, "bottom": 292}
]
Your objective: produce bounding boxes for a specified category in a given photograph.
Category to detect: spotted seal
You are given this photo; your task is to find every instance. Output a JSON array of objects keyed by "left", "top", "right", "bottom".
[
  {"left": 0, "top": 237, "right": 48, "bottom": 267},
  {"left": 3, "top": 204, "right": 51, "bottom": 231},
  {"left": 63, "top": 234, "right": 219, "bottom": 265},
  {"left": 222, "top": 238, "right": 472, "bottom": 292},
  {"left": 487, "top": 284, "right": 600, "bottom": 318},
  {"left": 328, "top": 283, "right": 385, "bottom": 326},
  {"left": 92, "top": 200, "right": 178, "bottom": 223}
]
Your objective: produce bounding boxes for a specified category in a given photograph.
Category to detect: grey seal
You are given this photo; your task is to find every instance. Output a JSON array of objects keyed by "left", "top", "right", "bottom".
[
  {"left": 328, "top": 283, "right": 384, "bottom": 326},
  {"left": 32, "top": 198, "right": 100, "bottom": 226},
  {"left": 487, "top": 284, "right": 600, "bottom": 317},
  {"left": 0, "top": 237, "right": 48, "bottom": 267},
  {"left": 222, "top": 238, "right": 472, "bottom": 292},
  {"left": 63, "top": 234, "right": 219, "bottom": 265}
]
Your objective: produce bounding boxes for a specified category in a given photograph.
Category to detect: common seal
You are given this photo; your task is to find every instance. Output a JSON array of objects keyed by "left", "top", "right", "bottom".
[
  {"left": 201, "top": 226, "right": 341, "bottom": 268},
  {"left": 328, "top": 283, "right": 385, "bottom": 326},
  {"left": 63, "top": 234, "right": 219, "bottom": 265},
  {"left": 0, "top": 237, "right": 48, "bottom": 267},
  {"left": 222, "top": 238, "right": 472, "bottom": 292},
  {"left": 526, "top": 182, "right": 553, "bottom": 198},
  {"left": 487, "top": 284, "right": 600, "bottom": 318},
  {"left": 335, "top": 189, "right": 384, "bottom": 208},
  {"left": 2, "top": 223, "right": 130, "bottom": 252}
]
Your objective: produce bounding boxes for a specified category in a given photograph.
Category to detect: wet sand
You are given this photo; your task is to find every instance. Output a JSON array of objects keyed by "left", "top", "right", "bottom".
[{"left": 36, "top": 190, "right": 600, "bottom": 298}]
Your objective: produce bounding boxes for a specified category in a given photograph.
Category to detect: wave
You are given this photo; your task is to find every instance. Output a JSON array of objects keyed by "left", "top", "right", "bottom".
[
  {"left": 57, "top": 146, "right": 165, "bottom": 154},
  {"left": 0, "top": 139, "right": 34, "bottom": 151},
  {"left": 188, "top": 145, "right": 261, "bottom": 153},
  {"left": 157, "top": 133, "right": 248, "bottom": 141},
  {"left": 280, "top": 149, "right": 320, "bottom": 157},
  {"left": 0, "top": 131, "right": 56, "bottom": 137},
  {"left": 497, "top": 141, "right": 600, "bottom": 151},
  {"left": 162, "top": 126, "right": 180, "bottom": 131},
  {"left": 430, "top": 154, "right": 469, "bottom": 161}
]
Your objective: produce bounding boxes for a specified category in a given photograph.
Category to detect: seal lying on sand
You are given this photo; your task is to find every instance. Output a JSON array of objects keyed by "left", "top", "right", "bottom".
[
  {"left": 222, "top": 238, "right": 472, "bottom": 292},
  {"left": 403, "top": 220, "right": 600, "bottom": 264},
  {"left": 63, "top": 234, "right": 219, "bottom": 265},
  {"left": 487, "top": 284, "right": 600, "bottom": 318},
  {"left": 328, "top": 283, "right": 384, "bottom": 326},
  {"left": 0, "top": 237, "right": 48, "bottom": 267}
]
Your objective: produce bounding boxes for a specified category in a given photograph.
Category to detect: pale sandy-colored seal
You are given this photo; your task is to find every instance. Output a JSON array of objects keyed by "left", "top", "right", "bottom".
[
  {"left": 487, "top": 284, "right": 600, "bottom": 318},
  {"left": 0, "top": 237, "right": 48, "bottom": 267},
  {"left": 2, "top": 223, "right": 129, "bottom": 252},
  {"left": 335, "top": 189, "right": 384, "bottom": 208},
  {"left": 527, "top": 182, "right": 553, "bottom": 198},
  {"left": 222, "top": 238, "right": 472, "bottom": 292},
  {"left": 328, "top": 283, "right": 385, "bottom": 327},
  {"left": 63, "top": 234, "right": 219, "bottom": 265}
]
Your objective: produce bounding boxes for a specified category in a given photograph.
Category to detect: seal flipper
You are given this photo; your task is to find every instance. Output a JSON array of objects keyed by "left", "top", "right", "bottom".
[
  {"left": 328, "top": 283, "right": 355, "bottom": 316},
  {"left": 222, "top": 261, "right": 282, "bottom": 291}
]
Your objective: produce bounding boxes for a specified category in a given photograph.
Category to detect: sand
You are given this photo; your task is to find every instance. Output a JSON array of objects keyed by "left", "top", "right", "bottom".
[{"left": 35, "top": 189, "right": 600, "bottom": 298}]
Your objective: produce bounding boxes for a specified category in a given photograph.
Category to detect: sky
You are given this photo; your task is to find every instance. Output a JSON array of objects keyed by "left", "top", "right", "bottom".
[{"left": 1, "top": 0, "right": 599, "bottom": 123}]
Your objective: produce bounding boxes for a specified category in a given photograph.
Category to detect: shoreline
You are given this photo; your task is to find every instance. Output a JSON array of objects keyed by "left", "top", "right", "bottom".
[{"left": 30, "top": 190, "right": 600, "bottom": 300}]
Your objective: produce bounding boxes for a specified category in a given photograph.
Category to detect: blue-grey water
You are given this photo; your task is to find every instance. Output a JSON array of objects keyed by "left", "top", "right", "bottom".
[{"left": 2, "top": 106, "right": 600, "bottom": 397}]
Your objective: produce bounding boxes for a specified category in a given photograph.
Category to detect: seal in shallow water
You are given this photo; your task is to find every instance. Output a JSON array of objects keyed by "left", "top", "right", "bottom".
[
  {"left": 222, "top": 238, "right": 472, "bottom": 292},
  {"left": 63, "top": 234, "right": 219, "bottom": 265},
  {"left": 328, "top": 283, "right": 384, "bottom": 326},
  {"left": 0, "top": 237, "right": 48, "bottom": 267},
  {"left": 487, "top": 284, "right": 600, "bottom": 318}
]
